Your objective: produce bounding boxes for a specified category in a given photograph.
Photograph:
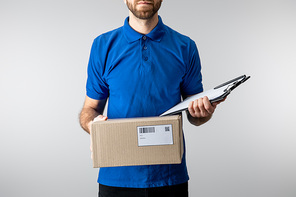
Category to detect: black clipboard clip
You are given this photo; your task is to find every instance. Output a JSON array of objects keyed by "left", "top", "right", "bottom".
[{"left": 210, "top": 75, "right": 251, "bottom": 103}]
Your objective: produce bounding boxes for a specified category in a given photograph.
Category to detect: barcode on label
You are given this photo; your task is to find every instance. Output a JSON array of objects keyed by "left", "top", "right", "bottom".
[{"left": 139, "top": 127, "right": 155, "bottom": 133}]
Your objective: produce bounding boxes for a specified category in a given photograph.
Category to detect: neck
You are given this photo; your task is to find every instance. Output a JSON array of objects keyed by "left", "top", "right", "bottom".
[{"left": 128, "top": 13, "right": 159, "bottom": 35}]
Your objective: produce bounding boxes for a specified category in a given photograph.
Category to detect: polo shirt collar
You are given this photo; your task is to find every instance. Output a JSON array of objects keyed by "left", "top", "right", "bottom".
[{"left": 123, "top": 16, "right": 165, "bottom": 43}]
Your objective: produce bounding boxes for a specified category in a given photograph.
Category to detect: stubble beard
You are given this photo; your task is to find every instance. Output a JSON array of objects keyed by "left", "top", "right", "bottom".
[{"left": 126, "top": 0, "right": 162, "bottom": 20}]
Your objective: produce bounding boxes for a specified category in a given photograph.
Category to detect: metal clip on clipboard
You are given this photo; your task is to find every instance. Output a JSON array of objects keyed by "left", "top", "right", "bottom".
[{"left": 160, "top": 75, "right": 251, "bottom": 117}]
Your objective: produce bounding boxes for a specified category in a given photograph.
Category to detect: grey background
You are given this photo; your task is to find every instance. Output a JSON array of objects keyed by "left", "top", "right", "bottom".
[{"left": 1, "top": 0, "right": 295, "bottom": 196}]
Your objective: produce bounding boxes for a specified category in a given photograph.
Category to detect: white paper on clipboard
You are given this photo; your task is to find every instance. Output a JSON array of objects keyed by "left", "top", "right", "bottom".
[{"left": 160, "top": 75, "right": 250, "bottom": 117}]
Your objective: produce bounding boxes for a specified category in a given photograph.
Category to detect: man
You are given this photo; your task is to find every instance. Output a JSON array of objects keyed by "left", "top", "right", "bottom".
[{"left": 79, "top": 0, "right": 224, "bottom": 196}]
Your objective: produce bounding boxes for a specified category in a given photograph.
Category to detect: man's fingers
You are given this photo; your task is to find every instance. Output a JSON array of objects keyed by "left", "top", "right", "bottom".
[
  {"left": 90, "top": 135, "right": 93, "bottom": 160},
  {"left": 188, "top": 98, "right": 206, "bottom": 117},
  {"left": 90, "top": 115, "right": 108, "bottom": 160},
  {"left": 188, "top": 101, "right": 196, "bottom": 116},
  {"left": 88, "top": 115, "right": 108, "bottom": 132},
  {"left": 188, "top": 96, "right": 217, "bottom": 118},
  {"left": 93, "top": 115, "right": 108, "bottom": 122},
  {"left": 203, "top": 96, "right": 215, "bottom": 114},
  {"left": 197, "top": 98, "right": 207, "bottom": 117}
]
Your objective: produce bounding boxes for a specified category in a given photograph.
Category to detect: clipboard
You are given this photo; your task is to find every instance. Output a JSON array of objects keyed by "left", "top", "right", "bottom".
[{"left": 160, "top": 75, "right": 250, "bottom": 116}]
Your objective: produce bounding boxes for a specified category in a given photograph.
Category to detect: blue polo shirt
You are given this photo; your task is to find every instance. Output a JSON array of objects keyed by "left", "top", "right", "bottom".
[{"left": 86, "top": 16, "right": 203, "bottom": 188}]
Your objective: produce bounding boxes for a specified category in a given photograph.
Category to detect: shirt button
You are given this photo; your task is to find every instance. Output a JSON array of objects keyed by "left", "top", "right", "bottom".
[
  {"left": 143, "top": 46, "right": 147, "bottom": 50},
  {"left": 143, "top": 36, "right": 147, "bottom": 40},
  {"left": 144, "top": 57, "right": 148, "bottom": 61}
]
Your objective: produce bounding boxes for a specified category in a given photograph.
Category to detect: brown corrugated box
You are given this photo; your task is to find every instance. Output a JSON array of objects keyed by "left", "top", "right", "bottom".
[{"left": 91, "top": 115, "right": 183, "bottom": 168}]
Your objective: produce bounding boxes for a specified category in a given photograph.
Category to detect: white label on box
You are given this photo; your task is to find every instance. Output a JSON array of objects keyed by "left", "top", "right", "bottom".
[{"left": 137, "top": 124, "right": 173, "bottom": 146}]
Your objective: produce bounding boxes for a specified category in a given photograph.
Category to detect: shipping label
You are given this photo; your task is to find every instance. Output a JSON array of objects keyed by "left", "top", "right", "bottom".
[{"left": 137, "top": 124, "right": 173, "bottom": 146}]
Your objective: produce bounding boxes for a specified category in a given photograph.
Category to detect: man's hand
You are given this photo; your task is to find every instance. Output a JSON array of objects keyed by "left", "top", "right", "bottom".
[
  {"left": 88, "top": 114, "right": 108, "bottom": 132},
  {"left": 188, "top": 96, "right": 215, "bottom": 118},
  {"left": 90, "top": 115, "right": 108, "bottom": 160},
  {"left": 187, "top": 96, "right": 226, "bottom": 126}
]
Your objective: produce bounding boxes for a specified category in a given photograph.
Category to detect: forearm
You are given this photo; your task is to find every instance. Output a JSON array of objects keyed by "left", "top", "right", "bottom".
[
  {"left": 187, "top": 110, "right": 212, "bottom": 126},
  {"left": 79, "top": 97, "right": 107, "bottom": 134},
  {"left": 79, "top": 107, "right": 99, "bottom": 134}
]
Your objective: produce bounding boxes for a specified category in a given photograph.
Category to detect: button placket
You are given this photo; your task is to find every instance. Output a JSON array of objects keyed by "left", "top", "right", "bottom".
[{"left": 142, "top": 36, "right": 149, "bottom": 62}]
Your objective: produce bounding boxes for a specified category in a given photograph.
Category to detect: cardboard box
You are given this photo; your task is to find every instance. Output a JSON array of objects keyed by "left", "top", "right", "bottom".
[{"left": 91, "top": 115, "right": 183, "bottom": 168}]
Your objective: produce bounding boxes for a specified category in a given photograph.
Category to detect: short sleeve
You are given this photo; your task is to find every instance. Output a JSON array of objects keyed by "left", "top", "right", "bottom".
[
  {"left": 180, "top": 41, "right": 203, "bottom": 96},
  {"left": 86, "top": 38, "right": 109, "bottom": 100}
]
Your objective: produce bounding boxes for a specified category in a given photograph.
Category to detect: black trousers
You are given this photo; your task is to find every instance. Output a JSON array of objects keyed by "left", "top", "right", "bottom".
[{"left": 99, "top": 182, "right": 188, "bottom": 197}]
